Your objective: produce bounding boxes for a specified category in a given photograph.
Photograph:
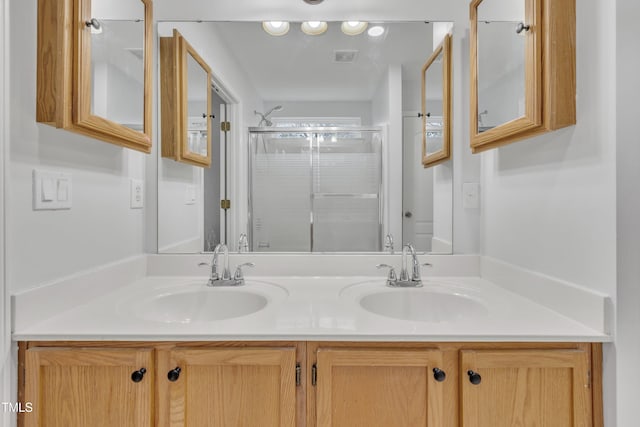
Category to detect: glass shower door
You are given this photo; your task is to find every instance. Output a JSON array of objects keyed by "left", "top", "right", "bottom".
[
  {"left": 249, "top": 132, "right": 311, "bottom": 251},
  {"left": 311, "top": 130, "right": 382, "bottom": 252},
  {"left": 249, "top": 128, "right": 383, "bottom": 252}
]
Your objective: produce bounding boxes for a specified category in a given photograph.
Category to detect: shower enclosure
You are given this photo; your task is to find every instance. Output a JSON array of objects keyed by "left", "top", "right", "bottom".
[{"left": 249, "top": 127, "right": 383, "bottom": 252}]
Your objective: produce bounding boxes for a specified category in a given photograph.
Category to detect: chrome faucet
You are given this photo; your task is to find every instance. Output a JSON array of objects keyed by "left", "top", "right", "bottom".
[
  {"left": 376, "top": 243, "right": 429, "bottom": 287},
  {"left": 238, "top": 233, "right": 249, "bottom": 253},
  {"left": 383, "top": 234, "right": 394, "bottom": 254},
  {"left": 199, "top": 243, "right": 254, "bottom": 286}
]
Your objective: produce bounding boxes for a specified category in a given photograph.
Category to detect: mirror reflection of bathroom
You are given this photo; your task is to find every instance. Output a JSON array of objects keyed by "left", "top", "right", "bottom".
[
  {"left": 476, "top": 0, "right": 527, "bottom": 132},
  {"left": 157, "top": 21, "right": 454, "bottom": 254}
]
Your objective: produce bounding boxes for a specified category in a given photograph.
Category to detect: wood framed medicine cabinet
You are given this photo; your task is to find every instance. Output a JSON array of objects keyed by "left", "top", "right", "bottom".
[
  {"left": 421, "top": 33, "right": 452, "bottom": 168},
  {"left": 36, "top": 0, "right": 153, "bottom": 153},
  {"left": 160, "top": 29, "right": 213, "bottom": 168},
  {"left": 469, "top": 0, "right": 575, "bottom": 153}
]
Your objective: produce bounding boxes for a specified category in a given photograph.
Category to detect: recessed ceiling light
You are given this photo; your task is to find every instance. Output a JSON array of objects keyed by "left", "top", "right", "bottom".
[
  {"left": 341, "top": 21, "right": 368, "bottom": 36},
  {"left": 367, "top": 25, "right": 385, "bottom": 37},
  {"left": 262, "top": 21, "right": 290, "bottom": 36},
  {"left": 301, "top": 21, "right": 328, "bottom": 35}
]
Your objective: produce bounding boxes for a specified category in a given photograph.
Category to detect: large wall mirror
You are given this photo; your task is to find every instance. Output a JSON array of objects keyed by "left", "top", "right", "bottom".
[{"left": 157, "top": 21, "right": 454, "bottom": 254}]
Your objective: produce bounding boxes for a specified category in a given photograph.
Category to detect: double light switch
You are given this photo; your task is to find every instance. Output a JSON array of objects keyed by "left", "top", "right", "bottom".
[{"left": 33, "top": 170, "right": 72, "bottom": 210}]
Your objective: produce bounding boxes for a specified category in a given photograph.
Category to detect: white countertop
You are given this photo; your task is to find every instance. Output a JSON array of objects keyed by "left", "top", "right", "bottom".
[{"left": 12, "top": 275, "right": 611, "bottom": 342}]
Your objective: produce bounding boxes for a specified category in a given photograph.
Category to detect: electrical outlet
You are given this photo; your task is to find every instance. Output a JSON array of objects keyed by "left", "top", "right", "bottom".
[{"left": 130, "top": 179, "right": 144, "bottom": 209}]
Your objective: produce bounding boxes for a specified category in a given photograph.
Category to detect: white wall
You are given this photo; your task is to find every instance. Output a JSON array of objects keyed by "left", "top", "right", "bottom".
[
  {"left": 372, "top": 65, "right": 403, "bottom": 244},
  {"left": 480, "top": 0, "right": 616, "bottom": 296},
  {"left": 478, "top": 1, "right": 617, "bottom": 424},
  {"left": 156, "top": 22, "right": 264, "bottom": 251},
  {"left": 0, "top": 0, "right": 9, "bottom": 423},
  {"left": 155, "top": 0, "right": 463, "bottom": 22},
  {"left": 615, "top": 1, "right": 640, "bottom": 425},
  {"left": 8, "top": 0, "right": 146, "bottom": 293},
  {"left": 263, "top": 101, "right": 372, "bottom": 125}
]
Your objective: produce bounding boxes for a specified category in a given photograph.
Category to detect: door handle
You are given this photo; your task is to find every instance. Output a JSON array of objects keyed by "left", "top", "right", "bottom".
[{"left": 404, "top": 211, "right": 413, "bottom": 218}]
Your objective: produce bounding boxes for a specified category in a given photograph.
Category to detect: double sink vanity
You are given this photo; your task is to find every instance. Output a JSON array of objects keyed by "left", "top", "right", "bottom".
[
  {"left": 14, "top": 252, "right": 608, "bottom": 426},
  {"left": 21, "top": 0, "right": 606, "bottom": 425}
]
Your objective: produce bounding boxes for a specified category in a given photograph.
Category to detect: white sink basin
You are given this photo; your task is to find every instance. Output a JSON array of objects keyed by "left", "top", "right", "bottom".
[
  {"left": 357, "top": 287, "right": 489, "bottom": 323},
  {"left": 124, "top": 281, "right": 287, "bottom": 324}
]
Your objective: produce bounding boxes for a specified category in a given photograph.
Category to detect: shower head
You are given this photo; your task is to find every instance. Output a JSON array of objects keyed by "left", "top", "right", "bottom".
[
  {"left": 255, "top": 106, "right": 283, "bottom": 127},
  {"left": 265, "top": 105, "right": 283, "bottom": 116}
]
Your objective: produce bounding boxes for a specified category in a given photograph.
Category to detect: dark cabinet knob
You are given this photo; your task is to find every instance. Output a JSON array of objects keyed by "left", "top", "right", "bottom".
[
  {"left": 433, "top": 368, "right": 446, "bottom": 382},
  {"left": 467, "top": 370, "right": 482, "bottom": 385},
  {"left": 131, "top": 368, "right": 146, "bottom": 383},
  {"left": 168, "top": 367, "right": 182, "bottom": 382}
]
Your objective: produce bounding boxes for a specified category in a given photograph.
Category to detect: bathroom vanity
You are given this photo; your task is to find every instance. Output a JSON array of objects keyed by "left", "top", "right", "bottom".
[{"left": 14, "top": 258, "right": 608, "bottom": 427}]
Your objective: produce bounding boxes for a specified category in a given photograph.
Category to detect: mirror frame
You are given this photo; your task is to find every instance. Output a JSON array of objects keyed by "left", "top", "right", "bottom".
[
  {"left": 160, "top": 29, "right": 212, "bottom": 167},
  {"left": 469, "top": 0, "right": 542, "bottom": 151},
  {"left": 37, "top": 0, "right": 153, "bottom": 153},
  {"left": 421, "top": 33, "right": 452, "bottom": 168}
]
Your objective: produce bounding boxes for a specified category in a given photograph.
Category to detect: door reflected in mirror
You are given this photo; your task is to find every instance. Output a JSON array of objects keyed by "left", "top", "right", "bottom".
[{"left": 157, "top": 21, "right": 454, "bottom": 254}]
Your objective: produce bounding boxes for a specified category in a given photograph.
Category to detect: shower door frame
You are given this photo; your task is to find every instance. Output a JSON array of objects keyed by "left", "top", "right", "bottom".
[{"left": 248, "top": 126, "right": 384, "bottom": 252}]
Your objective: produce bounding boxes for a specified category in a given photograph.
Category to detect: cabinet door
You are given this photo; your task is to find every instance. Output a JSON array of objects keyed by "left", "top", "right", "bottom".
[
  {"left": 159, "top": 347, "right": 297, "bottom": 427},
  {"left": 315, "top": 348, "right": 448, "bottom": 427},
  {"left": 24, "top": 347, "right": 153, "bottom": 427},
  {"left": 461, "top": 349, "right": 592, "bottom": 427}
]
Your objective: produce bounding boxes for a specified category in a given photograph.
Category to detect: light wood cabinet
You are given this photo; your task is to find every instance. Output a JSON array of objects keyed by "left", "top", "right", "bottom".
[
  {"left": 36, "top": 0, "right": 153, "bottom": 153},
  {"left": 470, "top": 0, "right": 576, "bottom": 152},
  {"left": 158, "top": 347, "right": 297, "bottom": 427},
  {"left": 24, "top": 347, "right": 153, "bottom": 427},
  {"left": 314, "top": 347, "right": 452, "bottom": 427},
  {"left": 19, "top": 341, "right": 601, "bottom": 427},
  {"left": 461, "top": 347, "right": 593, "bottom": 427},
  {"left": 160, "top": 29, "right": 213, "bottom": 168}
]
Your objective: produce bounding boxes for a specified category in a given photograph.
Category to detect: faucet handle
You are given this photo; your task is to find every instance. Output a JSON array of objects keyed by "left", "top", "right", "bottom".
[
  {"left": 234, "top": 262, "right": 255, "bottom": 280},
  {"left": 376, "top": 264, "right": 397, "bottom": 280}
]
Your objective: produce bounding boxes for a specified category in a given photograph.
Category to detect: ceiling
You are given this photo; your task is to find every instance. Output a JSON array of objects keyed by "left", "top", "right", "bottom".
[{"left": 210, "top": 21, "right": 434, "bottom": 101}]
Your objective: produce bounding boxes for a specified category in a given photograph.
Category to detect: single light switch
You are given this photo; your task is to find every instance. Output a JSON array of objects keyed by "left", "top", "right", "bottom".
[
  {"left": 185, "top": 185, "right": 196, "bottom": 205},
  {"left": 463, "top": 182, "right": 480, "bottom": 209},
  {"left": 57, "top": 178, "right": 69, "bottom": 202},
  {"left": 41, "top": 178, "right": 55, "bottom": 202}
]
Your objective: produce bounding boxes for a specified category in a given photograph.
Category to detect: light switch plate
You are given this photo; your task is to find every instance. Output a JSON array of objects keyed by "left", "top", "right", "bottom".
[
  {"left": 130, "top": 179, "right": 144, "bottom": 209},
  {"left": 33, "top": 169, "right": 72, "bottom": 210},
  {"left": 185, "top": 185, "right": 196, "bottom": 205},
  {"left": 463, "top": 182, "right": 480, "bottom": 209}
]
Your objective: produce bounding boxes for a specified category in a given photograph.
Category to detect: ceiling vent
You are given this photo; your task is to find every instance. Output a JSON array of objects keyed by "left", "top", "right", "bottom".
[{"left": 333, "top": 50, "right": 358, "bottom": 63}]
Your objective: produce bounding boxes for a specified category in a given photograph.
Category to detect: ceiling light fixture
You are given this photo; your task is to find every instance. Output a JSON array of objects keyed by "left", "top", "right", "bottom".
[
  {"left": 341, "top": 21, "right": 368, "bottom": 36},
  {"left": 301, "top": 21, "right": 328, "bottom": 35},
  {"left": 262, "top": 21, "right": 290, "bottom": 36},
  {"left": 367, "top": 25, "right": 385, "bottom": 37}
]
